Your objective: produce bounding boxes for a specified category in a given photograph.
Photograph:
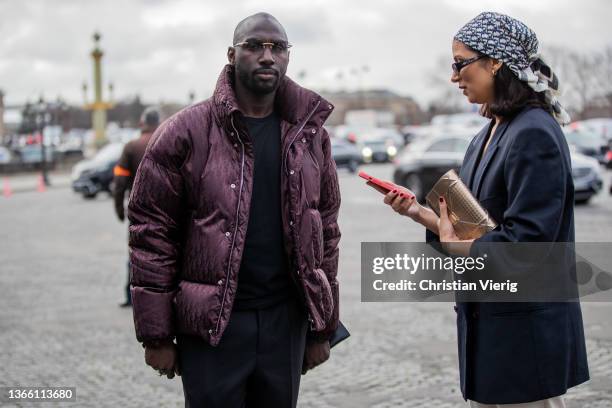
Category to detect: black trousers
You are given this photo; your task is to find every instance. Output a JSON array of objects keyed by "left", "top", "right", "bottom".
[
  {"left": 125, "top": 261, "right": 132, "bottom": 304},
  {"left": 177, "top": 299, "right": 308, "bottom": 408}
]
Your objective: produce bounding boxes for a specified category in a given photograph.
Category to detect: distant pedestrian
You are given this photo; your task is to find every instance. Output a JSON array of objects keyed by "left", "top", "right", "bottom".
[{"left": 113, "top": 107, "right": 160, "bottom": 307}]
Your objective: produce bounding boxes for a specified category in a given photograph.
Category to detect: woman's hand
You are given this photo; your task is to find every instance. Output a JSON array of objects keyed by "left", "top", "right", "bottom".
[
  {"left": 437, "top": 196, "right": 460, "bottom": 242},
  {"left": 383, "top": 187, "right": 420, "bottom": 220},
  {"left": 438, "top": 196, "right": 474, "bottom": 256}
]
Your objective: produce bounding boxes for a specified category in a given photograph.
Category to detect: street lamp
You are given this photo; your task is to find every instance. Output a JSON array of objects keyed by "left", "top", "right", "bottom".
[{"left": 35, "top": 96, "right": 50, "bottom": 186}]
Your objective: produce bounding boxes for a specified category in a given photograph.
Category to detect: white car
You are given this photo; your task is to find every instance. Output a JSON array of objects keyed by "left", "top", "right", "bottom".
[
  {"left": 0, "top": 146, "right": 12, "bottom": 165},
  {"left": 570, "top": 150, "right": 603, "bottom": 204}
]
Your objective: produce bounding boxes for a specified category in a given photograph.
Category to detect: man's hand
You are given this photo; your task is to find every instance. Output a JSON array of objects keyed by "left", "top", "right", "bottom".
[
  {"left": 302, "top": 340, "right": 330, "bottom": 374},
  {"left": 144, "top": 340, "right": 180, "bottom": 379}
]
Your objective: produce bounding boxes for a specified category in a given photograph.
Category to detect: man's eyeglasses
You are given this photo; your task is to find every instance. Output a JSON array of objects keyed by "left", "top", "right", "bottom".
[
  {"left": 452, "top": 55, "right": 484, "bottom": 74},
  {"left": 233, "top": 40, "right": 292, "bottom": 55}
]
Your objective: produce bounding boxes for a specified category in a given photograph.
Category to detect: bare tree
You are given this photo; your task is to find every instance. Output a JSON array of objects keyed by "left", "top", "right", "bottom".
[
  {"left": 601, "top": 45, "right": 612, "bottom": 116},
  {"left": 543, "top": 45, "right": 612, "bottom": 119}
]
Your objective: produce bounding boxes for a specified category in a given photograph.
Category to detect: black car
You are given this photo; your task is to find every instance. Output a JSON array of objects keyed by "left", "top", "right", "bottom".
[
  {"left": 357, "top": 129, "right": 403, "bottom": 164},
  {"left": 71, "top": 142, "right": 124, "bottom": 199},
  {"left": 335, "top": 127, "right": 404, "bottom": 163},
  {"left": 331, "top": 138, "right": 361, "bottom": 173},
  {"left": 393, "top": 134, "right": 472, "bottom": 202}
]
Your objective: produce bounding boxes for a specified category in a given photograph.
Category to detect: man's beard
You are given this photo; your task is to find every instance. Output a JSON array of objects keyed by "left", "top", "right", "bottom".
[{"left": 236, "top": 65, "right": 280, "bottom": 96}]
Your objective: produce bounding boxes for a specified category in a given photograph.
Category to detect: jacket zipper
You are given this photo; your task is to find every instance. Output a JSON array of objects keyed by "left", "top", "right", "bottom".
[
  {"left": 214, "top": 116, "right": 245, "bottom": 336},
  {"left": 282, "top": 100, "right": 321, "bottom": 331},
  {"left": 283, "top": 100, "right": 321, "bottom": 175},
  {"left": 215, "top": 101, "right": 322, "bottom": 336}
]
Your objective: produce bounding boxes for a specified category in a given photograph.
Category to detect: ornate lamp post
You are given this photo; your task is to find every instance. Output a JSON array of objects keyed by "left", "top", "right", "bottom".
[{"left": 84, "top": 32, "right": 113, "bottom": 147}]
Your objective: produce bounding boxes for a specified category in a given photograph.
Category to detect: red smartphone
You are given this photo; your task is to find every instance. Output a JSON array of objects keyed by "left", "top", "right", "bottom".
[{"left": 358, "top": 171, "right": 413, "bottom": 199}]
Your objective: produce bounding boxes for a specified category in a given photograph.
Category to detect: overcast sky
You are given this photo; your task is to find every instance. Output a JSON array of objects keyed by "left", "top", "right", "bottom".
[{"left": 1, "top": 0, "right": 610, "bottom": 107}]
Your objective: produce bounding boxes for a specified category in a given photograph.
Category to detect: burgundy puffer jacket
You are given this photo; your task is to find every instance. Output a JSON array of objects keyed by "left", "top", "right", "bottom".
[{"left": 128, "top": 65, "right": 341, "bottom": 347}]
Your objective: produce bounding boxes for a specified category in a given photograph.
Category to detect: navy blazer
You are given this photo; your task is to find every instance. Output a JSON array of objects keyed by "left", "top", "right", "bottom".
[{"left": 427, "top": 107, "right": 589, "bottom": 404}]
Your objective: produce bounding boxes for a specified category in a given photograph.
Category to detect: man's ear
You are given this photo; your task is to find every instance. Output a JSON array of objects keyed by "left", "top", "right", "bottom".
[{"left": 227, "top": 47, "right": 235, "bottom": 65}]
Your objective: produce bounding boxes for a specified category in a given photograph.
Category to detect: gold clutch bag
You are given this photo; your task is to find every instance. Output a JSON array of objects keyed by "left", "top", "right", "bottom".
[{"left": 425, "top": 169, "right": 498, "bottom": 240}]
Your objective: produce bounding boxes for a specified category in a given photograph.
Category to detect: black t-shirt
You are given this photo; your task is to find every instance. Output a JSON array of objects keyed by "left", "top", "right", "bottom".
[{"left": 234, "top": 112, "right": 295, "bottom": 310}]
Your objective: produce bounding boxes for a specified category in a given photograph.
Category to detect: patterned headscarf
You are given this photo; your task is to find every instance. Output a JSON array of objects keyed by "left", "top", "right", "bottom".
[{"left": 454, "top": 12, "right": 570, "bottom": 125}]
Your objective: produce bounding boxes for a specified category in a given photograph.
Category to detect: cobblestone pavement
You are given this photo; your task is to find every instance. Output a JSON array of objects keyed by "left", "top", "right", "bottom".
[{"left": 1, "top": 164, "right": 611, "bottom": 407}]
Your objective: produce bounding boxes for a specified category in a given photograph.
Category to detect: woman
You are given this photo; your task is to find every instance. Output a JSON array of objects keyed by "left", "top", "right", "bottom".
[{"left": 384, "top": 12, "right": 589, "bottom": 408}]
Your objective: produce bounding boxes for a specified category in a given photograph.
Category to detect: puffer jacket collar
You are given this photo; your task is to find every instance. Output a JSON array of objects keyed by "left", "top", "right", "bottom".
[{"left": 212, "top": 64, "right": 333, "bottom": 135}]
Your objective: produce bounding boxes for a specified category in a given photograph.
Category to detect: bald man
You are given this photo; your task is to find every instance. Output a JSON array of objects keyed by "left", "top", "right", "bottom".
[{"left": 128, "top": 13, "right": 341, "bottom": 407}]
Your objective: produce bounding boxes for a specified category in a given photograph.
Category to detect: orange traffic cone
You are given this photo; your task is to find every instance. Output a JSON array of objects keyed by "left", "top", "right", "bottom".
[
  {"left": 37, "top": 174, "right": 46, "bottom": 193},
  {"left": 2, "top": 178, "right": 12, "bottom": 197}
]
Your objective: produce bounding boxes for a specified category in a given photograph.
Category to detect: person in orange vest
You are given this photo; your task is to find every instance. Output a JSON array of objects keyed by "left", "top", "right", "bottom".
[{"left": 113, "top": 107, "right": 160, "bottom": 307}]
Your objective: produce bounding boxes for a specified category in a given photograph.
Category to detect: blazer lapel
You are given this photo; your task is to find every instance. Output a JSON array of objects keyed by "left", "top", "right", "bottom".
[
  {"left": 460, "top": 123, "right": 491, "bottom": 193},
  {"left": 471, "top": 119, "right": 512, "bottom": 198}
]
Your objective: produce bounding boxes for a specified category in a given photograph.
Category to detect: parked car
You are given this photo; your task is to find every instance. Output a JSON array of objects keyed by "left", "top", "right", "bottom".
[
  {"left": 0, "top": 146, "right": 12, "bottom": 165},
  {"left": 393, "top": 133, "right": 603, "bottom": 205},
  {"left": 430, "top": 112, "right": 489, "bottom": 129},
  {"left": 356, "top": 129, "right": 404, "bottom": 163},
  {"left": 400, "top": 125, "right": 429, "bottom": 145},
  {"left": 578, "top": 118, "right": 612, "bottom": 168},
  {"left": 331, "top": 138, "right": 361, "bottom": 173},
  {"left": 393, "top": 134, "right": 472, "bottom": 201},
  {"left": 572, "top": 118, "right": 612, "bottom": 144},
  {"left": 359, "top": 139, "right": 395, "bottom": 163},
  {"left": 571, "top": 151, "right": 603, "bottom": 204},
  {"left": 71, "top": 142, "right": 124, "bottom": 199},
  {"left": 16, "top": 144, "right": 55, "bottom": 165},
  {"left": 54, "top": 134, "right": 85, "bottom": 160},
  {"left": 564, "top": 128, "right": 609, "bottom": 165}
]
